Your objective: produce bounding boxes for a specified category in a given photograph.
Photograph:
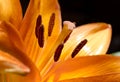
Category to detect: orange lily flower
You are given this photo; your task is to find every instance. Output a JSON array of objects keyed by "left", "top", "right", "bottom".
[{"left": 0, "top": 0, "right": 120, "bottom": 82}]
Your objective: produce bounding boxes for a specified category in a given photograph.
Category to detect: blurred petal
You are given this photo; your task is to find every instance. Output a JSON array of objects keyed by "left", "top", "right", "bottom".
[
  {"left": 60, "top": 23, "right": 112, "bottom": 60},
  {"left": 44, "top": 55, "right": 120, "bottom": 81},
  {"left": 5, "top": 52, "right": 41, "bottom": 82},
  {"left": 0, "top": 21, "right": 41, "bottom": 82},
  {"left": 0, "top": 0, "right": 22, "bottom": 27},
  {"left": 0, "top": 50, "right": 30, "bottom": 74},
  {"left": 0, "top": 21, "right": 25, "bottom": 54},
  {"left": 112, "top": 51, "right": 120, "bottom": 56}
]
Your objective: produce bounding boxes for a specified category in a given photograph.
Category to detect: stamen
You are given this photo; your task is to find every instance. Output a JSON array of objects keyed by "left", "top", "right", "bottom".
[
  {"left": 48, "top": 13, "right": 55, "bottom": 36},
  {"left": 54, "top": 44, "right": 64, "bottom": 62},
  {"left": 64, "top": 31, "right": 72, "bottom": 43},
  {"left": 36, "top": 21, "right": 74, "bottom": 71},
  {"left": 38, "top": 25, "right": 44, "bottom": 47},
  {"left": 71, "top": 39, "right": 87, "bottom": 58},
  {"left": 35, "top": 15, "right": 42, "bottom": 38}
]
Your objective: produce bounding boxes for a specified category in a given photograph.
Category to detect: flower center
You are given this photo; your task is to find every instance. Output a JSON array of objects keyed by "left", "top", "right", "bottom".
[{"left": 35, "top": 14, "right": 88, "bottom": 72}]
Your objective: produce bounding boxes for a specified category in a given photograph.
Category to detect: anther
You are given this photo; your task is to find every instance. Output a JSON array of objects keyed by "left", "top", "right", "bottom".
[
  {"left": 71, "top": 39, "right": 87, "bottom": 58},
  {"left": 54, "top": 44, "right": 64, "bottom": 62},
  {"left": 64, "top": 31, "right": 72, "bottom": 43},
  {"left": 38, "top": 25, "right": 44, "bottom": 47},
  {"left": 35, "top": 15, "right": 42, "bottom": 38},
  {"left": 48, "top": 13, "right": 55, "bottom": 36}
]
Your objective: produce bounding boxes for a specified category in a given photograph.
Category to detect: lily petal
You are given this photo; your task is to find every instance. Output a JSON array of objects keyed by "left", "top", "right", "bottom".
[
  {"left": 4, "top": 52, "right": 41, "bottom": 82},
  {"left": 0, "top": 0, "right": 22, "bottom": 27},
  {"left": 0, "top": 21, "right": 41, "bottom": 82},
  {"left": 19, "top": 0, "right": 61, "bottom": 63},
  {"left": 44, "top": 55, "right": 120, "bottom": 82},
  {"left": 39, "top": 0, "right": 62, "bottom": 39},
  {"left": 0, "top": 51, "right": 41, "bottom": 82},
  {"left": 18, "top": 0, "right": 41, "bottom": 62},
  {"left": 60, "top": 23, "right": 112, "bottom": 60},
  {"left": 0, "top": 21, "right": 25, "bottom": 54},
  {"left": 19, "top": 0, "right": 40, "bottom": 38},
  {"left": 0, "top": 50, "right": 30, "bottom": 74},
  {"left": 59, "top": 74, "right": 120, "bottom": 82}
]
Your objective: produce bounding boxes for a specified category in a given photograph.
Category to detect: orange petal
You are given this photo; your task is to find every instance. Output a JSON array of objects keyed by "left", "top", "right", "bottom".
[
  {"left": 18, "top": 0, "right": 41, "bottom": 62},
  {"left": 59, "top": 74, "right": 120, "bottom": 82},
  {"left": 4, "top": 47, "right": 41, "bottom": 82},
  {"left": 43, "top": 55, "right": 120, "bottom": 81},
  {"left": 0, "top": 51, "right": 41, "bottom": 82},
  {"left": 60, "top": 23, "right": 112, "bottom": 60},
  {"left": 0, "top": 0, "right": 22, "bottom": 28},
  {"left": 19, "top": 0, "right": 40, "bottom": 38},
  {"left": 0, "top": 21, "right": 41, "bottom": 82},
  {"left": 39, "top": 0, "right": 62, "bottom": 39},
  {"left": 0, "top": 50, "right": 30, "bottom": 74},
  {"left": 0, "top": 21, "right": 25, "bottom": 54},
  {"left": 3, "top": 52, "right": 41, "bottom": 82}
]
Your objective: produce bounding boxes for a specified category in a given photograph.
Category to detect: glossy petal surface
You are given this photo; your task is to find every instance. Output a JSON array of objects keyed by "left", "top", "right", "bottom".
[
  {"left": 59, "top": 74, "right": 120, "bottom": 82},
  {"left": 44, "top": 55, "right": 120, "bottom": 82},
  {"left": 60, "top": 23, "right": 112, "bottom": 60}
]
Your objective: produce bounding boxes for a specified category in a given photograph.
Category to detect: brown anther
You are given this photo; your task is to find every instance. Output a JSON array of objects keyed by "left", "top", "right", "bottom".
[
  {"left": 35, "top": 15, "right": 42, "bottom": 38},
  {"left": 48, "top": 13, "right": 55, "bottom": 36},
  {"left": 54, "top": 44, "right": 64, "bottom": 62},
  {"left": 71, "top": 39, "right": 87, "bottom": 58},
  {"left": 38, "top": 25, "right": 44, "bottom": 47},
  {"left": 64, "top": 31, "right": 72, "bottom": 43}
]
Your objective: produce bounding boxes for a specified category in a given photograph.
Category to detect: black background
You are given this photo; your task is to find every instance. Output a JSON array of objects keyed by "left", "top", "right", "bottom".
[{"left": 20, "top": 0, "right": 120, "bottom": 53}]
